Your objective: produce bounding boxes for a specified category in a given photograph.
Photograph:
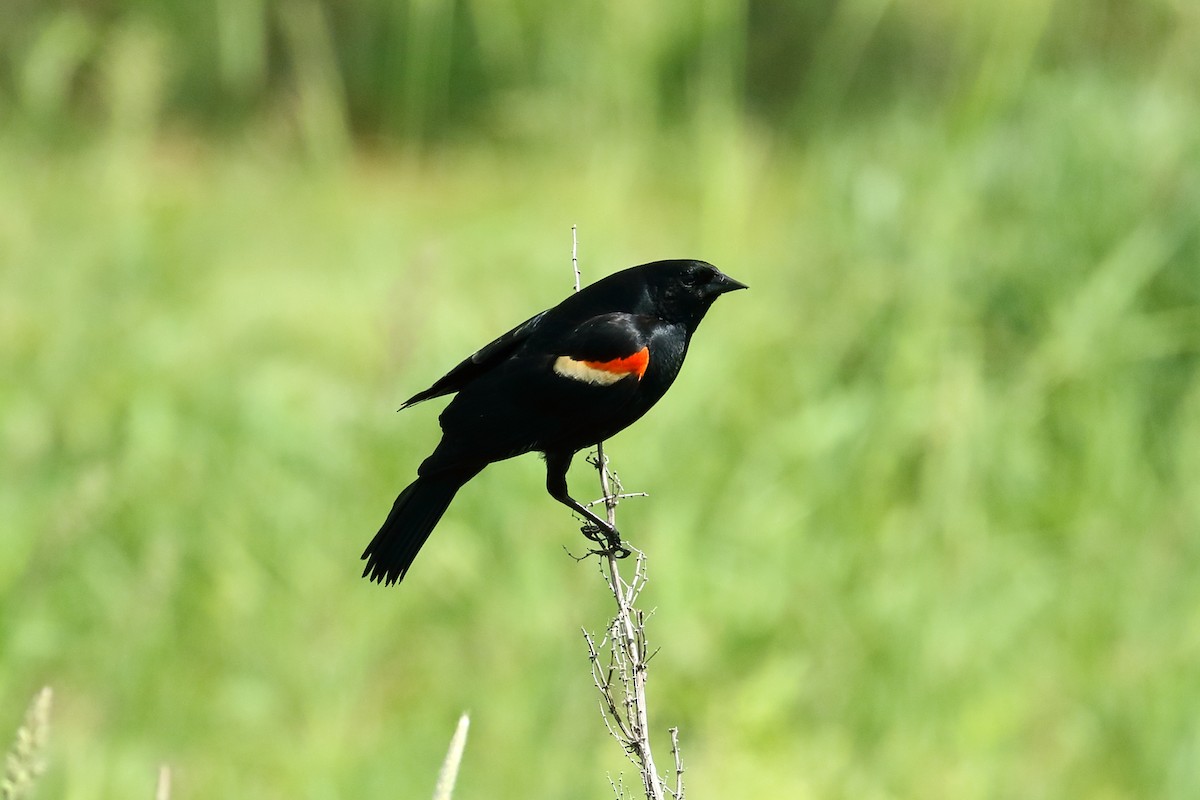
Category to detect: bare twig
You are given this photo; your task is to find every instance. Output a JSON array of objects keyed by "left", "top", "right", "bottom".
[
  {"left": 668, "top": 727, "right": 685, "bottom": 800},
  {"left": 571, "top": 225, "right": 581, "bottom": 292},
  {"left": 571, "top": 231, "right": 683, "bottom": 800}
]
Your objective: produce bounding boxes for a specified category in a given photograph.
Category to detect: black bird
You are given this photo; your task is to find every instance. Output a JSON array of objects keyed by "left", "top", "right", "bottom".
[{"left": 362, "top": 259, "right": 746, "bottom": 586}]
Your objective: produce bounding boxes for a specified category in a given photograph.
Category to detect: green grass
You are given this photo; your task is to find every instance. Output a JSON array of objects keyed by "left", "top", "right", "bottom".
[{"left": 3, "top": 29, "right": 1200, "bottom": 800}]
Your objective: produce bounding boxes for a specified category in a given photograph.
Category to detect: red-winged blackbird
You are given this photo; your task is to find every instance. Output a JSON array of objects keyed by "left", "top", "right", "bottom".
[{"left": 362, "top": 259, "right": 746, "bottom": 586}]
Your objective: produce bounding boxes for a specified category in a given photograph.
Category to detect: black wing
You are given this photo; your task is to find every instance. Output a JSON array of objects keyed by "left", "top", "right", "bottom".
[
  {"left": 419, "top": 312, "right": 655, "bottom": 472},
  {"left": 555, "top": 313, "right": 651, "bottom": 362},
  {"left": 399, "top": 310, "right": 548, "bottom": 409}
]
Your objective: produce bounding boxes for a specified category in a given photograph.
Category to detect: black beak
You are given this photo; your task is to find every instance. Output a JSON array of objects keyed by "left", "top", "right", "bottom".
[{"left": 711, "top": 272, "right": 748, "bottom": 295}]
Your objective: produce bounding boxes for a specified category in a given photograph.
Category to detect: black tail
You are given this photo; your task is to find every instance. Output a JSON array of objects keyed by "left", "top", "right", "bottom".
[{"left": 361, "top": 467, "right": 480, "bottom": 586}]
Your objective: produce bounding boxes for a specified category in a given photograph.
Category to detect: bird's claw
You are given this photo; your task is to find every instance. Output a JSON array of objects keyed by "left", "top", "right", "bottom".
[
  {"left": 609, "top": 541, "right": 632, "bottom": 559},
  {"left": 580, "top": 523, "right": 631, "bottom": 559}
]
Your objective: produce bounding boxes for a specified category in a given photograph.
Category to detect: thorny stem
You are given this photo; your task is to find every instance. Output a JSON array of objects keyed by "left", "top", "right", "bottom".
[{"left": 595, "top": 443, "right": 664, "bottom": 800}]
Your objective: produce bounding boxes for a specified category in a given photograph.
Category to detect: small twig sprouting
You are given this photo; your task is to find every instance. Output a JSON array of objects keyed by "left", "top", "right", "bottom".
[
  {"left": 572, "top": 225, "right": 581, "bottom": 293},
  {"left": 668, "top": 727, "right": 685, "bottom": 800},
  {"left": 585, "top": 492, "right": 649, "bottom": 508}
]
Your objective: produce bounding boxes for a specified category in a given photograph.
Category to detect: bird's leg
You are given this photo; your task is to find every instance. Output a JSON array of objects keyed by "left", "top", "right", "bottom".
[{"left": 544, "top": 451, "right": 630, "bottom": 558}]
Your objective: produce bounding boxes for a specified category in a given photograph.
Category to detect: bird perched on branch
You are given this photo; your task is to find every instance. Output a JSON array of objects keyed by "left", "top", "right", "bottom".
[{"left": 362, "top": 259, "right": 747, "bottom": 586}]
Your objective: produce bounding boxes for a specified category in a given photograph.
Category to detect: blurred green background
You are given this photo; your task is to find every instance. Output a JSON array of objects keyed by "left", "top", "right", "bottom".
[{"left": 3, "top": 1, "right": 1200, "bottom": 798}]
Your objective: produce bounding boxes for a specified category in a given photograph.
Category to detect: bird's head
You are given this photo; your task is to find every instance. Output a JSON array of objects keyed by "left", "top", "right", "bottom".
[{"left": 645, "top": 259, "right": 747, "bottom": 326}]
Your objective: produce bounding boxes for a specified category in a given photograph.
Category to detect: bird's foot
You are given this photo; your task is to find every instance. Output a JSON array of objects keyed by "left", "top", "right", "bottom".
[{"left": 580, "top": 522, "right": 631, "bottom": 559}]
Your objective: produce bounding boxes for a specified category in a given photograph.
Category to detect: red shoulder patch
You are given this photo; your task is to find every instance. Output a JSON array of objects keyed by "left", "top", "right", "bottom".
[
  {"left": 553, "top": 346, "right": 650, "bottom": 385},
  {"left": 582, "top": 346, "right": 649, "bottom": 378}
]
